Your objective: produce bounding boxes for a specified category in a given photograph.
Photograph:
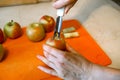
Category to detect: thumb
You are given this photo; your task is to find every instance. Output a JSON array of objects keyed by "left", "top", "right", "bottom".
[{"left": 66, "top": 43, "right": 78, "bottom": 53}]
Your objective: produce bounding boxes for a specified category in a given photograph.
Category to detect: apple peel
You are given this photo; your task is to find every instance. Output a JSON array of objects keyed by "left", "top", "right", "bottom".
[
  {"left": 46, "top": 37, "right": 66, "bottom": 51},
  {"left": 63, "top": 32, "right": 79, "bottom": 39},
  {"left": 63, "top": 27, "right": 76, "bottom": 33}
]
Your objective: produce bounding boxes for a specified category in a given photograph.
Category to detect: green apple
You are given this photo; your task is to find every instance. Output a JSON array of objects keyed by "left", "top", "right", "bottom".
[
  {"left": 4, "top": 20, "right": 22, "bottom": 39},
  {"left": 26, "top": 23, "right": 46, "bottom": 42},
  {"left": 0, "top": 44, "right": 5, "bottom": 61}
]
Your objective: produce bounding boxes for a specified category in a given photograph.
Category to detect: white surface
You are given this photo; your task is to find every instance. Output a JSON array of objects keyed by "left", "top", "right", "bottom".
[
  {"left": 0, "top": 0, "right": 111, "bottom": 28},
  {"left": 84, "top": 4, "right": 120, "bottom": 69},
  {"left": 0, "top": 0, "right": 120, "bottom": 69}
]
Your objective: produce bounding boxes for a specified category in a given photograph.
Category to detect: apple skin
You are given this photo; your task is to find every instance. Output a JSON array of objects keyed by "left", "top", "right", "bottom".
[
  {"left": 26, "top": 23, "right": 46, "bottom": 42},
  {"left": 4, "top": 20, "right": 22, "bottom": 39},
  {"left": 0, "top": 44, "right": 5, "bottom": 61},
  {"left": 46, "top": 36, "right": 66, "bottom": 51},
  {"left": 0, "top": 28, "right": 4, "bottom": 43},
  {"left": 39, "top": 15, "right": 55, "bottom": 33}
]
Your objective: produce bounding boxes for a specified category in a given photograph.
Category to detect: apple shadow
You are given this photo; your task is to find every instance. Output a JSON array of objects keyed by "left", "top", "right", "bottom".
[{"left": 1, "top": 48, "right": 9, "bottom": 62}]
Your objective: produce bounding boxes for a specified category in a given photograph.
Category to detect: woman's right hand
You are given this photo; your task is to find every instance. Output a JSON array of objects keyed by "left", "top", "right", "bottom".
[{"left": 52, "top": 0, "right": 78, "bottom": 14}]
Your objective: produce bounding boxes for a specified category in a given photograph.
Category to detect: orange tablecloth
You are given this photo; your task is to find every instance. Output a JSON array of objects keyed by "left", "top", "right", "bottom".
[{"left": 0, "top": 19, "right": 111, "bottom": 80}]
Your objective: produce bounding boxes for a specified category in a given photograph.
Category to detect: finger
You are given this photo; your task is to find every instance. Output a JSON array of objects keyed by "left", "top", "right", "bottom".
[
  {"left": 43, "top": 44, "right": 65, "bottom": 59},
  {"left": 44, "top": 51, "right": 57, "bottom": 62},
  {"left": 37, "top": 55, "right": 62, "bottom": 73},
  {"left": 66, "top": 43, "right": 78, "bottom": 53},
  {"left": 44, "top": 51, "right": 65, "bottom": 71},
  {"left": 37, "top": 55, "right": 56, "bottom": 69},
  {"left": 64, "top": 3, "right": 75, "bottom": 14},
  {"left": 43, "top": 50, "right": 66, "bottom": 67},
  {"left": 65, "top": 2, "right": 75, "bottom": 14},
  {"left": 37, "top": 66, "right": 57, "bottom": 76}
]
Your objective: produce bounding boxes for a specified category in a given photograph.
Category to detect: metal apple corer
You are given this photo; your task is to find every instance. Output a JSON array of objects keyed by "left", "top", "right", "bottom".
[{"left": 53, "top": 7, "right": 64, "bottom": 39}]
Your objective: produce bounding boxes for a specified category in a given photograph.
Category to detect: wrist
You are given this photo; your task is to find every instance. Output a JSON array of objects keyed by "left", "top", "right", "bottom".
[
  {"left": 89, "top": 64, "right": 120, "bottom": 80},
  {"left": 78, "top": 62, "right": 95, "bottom": 80}
]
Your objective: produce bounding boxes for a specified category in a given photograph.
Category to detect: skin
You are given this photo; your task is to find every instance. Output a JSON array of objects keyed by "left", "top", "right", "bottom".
[
  {"left": 37, "top": 44, "right": 120, "bottom": 80},
  {"left": 52, "top": 0, "right": 78, "bottom": 14},
  {"left": 37, "top": 44, "right": 93, "bottom": 80},
  {"left": 37, "top": 0, "right": 120, "bottom": 80}
]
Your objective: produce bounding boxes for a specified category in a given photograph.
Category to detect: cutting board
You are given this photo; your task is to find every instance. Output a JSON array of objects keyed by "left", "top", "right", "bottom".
[{"left": 0, "top": 19, "right": 111, "bottom": 80}]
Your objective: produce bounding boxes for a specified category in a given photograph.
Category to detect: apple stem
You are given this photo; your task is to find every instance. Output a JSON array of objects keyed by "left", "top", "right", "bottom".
[
  {"left": 8, "top": 20, "right": 14, "bottom": 26},
  {"left": 11, "top": 20, "right": 14, "bottom": 23}
]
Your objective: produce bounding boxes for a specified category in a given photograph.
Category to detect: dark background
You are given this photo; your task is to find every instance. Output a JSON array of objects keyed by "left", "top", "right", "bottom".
[{"left": 112, "top": 0, "right": 120, "bottom": 6}]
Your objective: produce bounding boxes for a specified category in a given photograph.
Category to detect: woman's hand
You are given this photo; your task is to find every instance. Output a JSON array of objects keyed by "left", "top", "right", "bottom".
[
  {"left": 37, "top": 44, "right": 93, "bottom": 80},
  {"left": 52, "top": 0, "right": 78, "bottom": 14}
]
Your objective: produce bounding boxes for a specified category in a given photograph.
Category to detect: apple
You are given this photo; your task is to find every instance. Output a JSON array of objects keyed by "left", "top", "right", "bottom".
[
  {"left": 39, "top": 15, "right": 55, "bottom": 33},
  {"left": 0, "top": 44, "right": 5, "bottom": 61},
  {"left": 4, "top": 20, "right": 22, "bottom": 39},
  {"left": 46, "top": 35, "right": 66, "bottom": 51},
  {"left": 26, "top": 23, "right": 46, "bottom": 42},
  {"left": 0, "top": 28, "right": 5, "bottom": 43}
]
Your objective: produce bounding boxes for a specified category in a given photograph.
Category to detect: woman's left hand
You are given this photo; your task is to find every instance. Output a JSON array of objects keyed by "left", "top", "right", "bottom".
[{"left": 37, "top": 44, "right": 93, "bottom": 80}]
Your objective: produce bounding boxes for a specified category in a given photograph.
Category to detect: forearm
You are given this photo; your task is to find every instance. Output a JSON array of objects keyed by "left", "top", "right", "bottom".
[{"left": 90, "top": 64, "right": 120, "bottom": 80}]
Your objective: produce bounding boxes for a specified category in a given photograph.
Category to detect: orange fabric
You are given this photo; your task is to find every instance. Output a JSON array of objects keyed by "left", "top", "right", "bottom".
[{"left": 0, "top": 19, "right": 111, "bottom": 80}]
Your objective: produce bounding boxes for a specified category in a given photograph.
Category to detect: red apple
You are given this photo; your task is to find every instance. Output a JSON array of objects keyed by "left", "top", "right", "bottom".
[
  {"left": 0, "top": 28, "right": 5, "bottom": 43},
  {"left": 39, "top": 15, "right": 55, "bottom": 33},
  {"left": 46, "top": 35, "right": 66, "bottom": 51},
  {"left": 4, "top": 20, "right": 22, "bottom": 39},
  {"left": 0, "top": 44, "right": 5, "bottom": 61},
  {"left": 26, "top": 23, "right": 46, "bottom": 42}
]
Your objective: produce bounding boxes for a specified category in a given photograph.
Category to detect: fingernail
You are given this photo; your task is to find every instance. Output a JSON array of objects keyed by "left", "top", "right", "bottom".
[
  {"left": 37, "top": 66, "right": 43, "bottom": 70},
  {"left": 43, "top": 44, "right": 49, "bottom": 50},
  {"left": 65, "top": 9, "right": 68, "bottom": 14},
  {"left": 43, "top": 51, "right": 47, "bottom": 56},
  {"left": 36, "top": 55, "right": 42, "bottom": 60}
]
